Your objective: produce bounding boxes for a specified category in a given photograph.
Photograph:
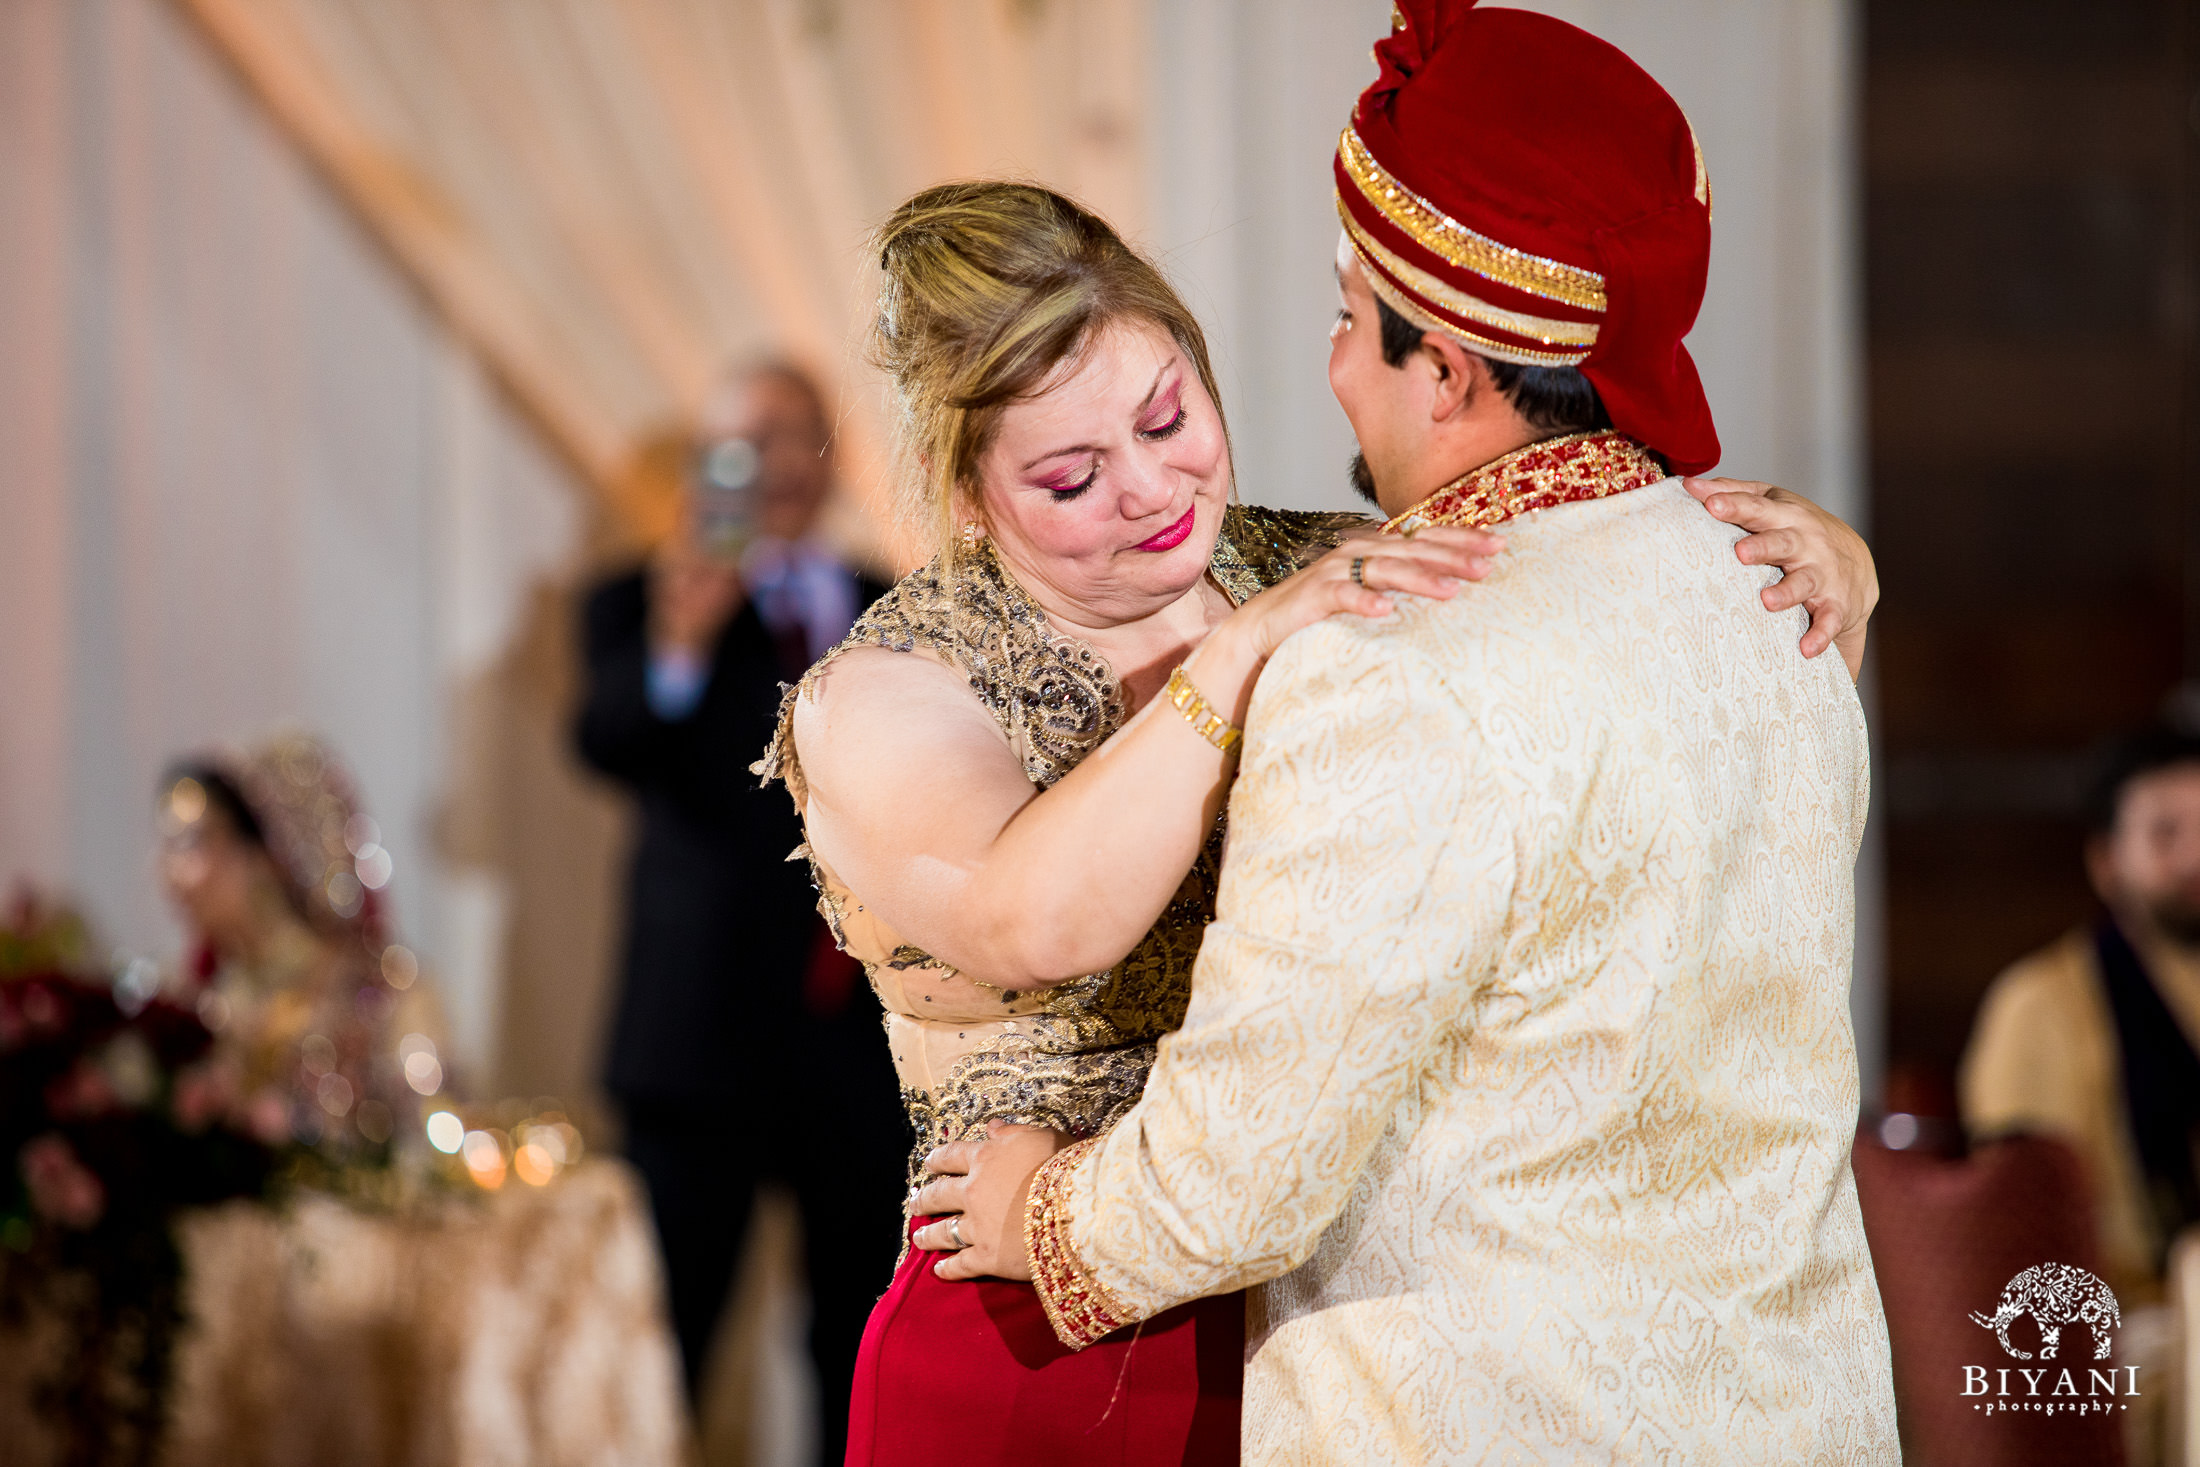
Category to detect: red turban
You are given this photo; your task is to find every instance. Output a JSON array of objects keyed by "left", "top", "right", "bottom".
[{"left": 1335, "top": 2, "right": 1720, "bottom": 476}]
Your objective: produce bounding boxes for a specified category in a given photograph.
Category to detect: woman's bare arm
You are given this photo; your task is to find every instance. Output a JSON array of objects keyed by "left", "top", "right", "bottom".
[{"left": 795, "top": 644, "right": 1240, "bottom": 990}]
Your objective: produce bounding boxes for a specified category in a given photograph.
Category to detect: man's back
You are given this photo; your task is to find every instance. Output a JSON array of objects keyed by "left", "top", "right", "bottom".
[{"left": 1222, "top": 482, "right": 1891, "bottom": 1461}]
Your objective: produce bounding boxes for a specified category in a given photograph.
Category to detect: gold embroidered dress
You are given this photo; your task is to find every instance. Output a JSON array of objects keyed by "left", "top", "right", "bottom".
[
  {"left": 757, "top": 503, "right": 1357, "bottom": 1189},
  {"left": 1025, "top": 435, "right": 1900, "bottom": 1465}
]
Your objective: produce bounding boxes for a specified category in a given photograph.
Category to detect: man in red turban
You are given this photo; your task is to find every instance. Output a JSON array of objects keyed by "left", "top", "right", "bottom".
[
  {"left": 914, "top": 6, "right": 1898, "bottom": 1460},
  {"left": 1336, "top": 0, "right": 1720, "bottom": 485}
]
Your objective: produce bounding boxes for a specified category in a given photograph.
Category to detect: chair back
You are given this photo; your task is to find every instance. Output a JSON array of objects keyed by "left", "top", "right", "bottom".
[{"left": 1853, "top": 1131, "right": 2125, "bottom": 1467}]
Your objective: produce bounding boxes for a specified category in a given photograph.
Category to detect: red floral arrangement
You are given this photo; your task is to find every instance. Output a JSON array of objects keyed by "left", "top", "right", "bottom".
[{"left": 0, "top": 890, "right": 277, "bottom": 1467}]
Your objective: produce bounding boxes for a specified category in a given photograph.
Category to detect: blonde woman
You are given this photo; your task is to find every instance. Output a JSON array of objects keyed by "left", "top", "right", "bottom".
[{"left": 760, "top": 182, "right": 1875, "bottom": 1465}]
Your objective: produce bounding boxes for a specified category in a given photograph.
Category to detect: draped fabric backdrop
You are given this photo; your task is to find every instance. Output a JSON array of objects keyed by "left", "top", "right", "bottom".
[
  {"left": 174, "top": 0, "right": 1153, "bottom": 558},
  {"left": 0, "top": 0, "right": 594, "bottom": 1085}
]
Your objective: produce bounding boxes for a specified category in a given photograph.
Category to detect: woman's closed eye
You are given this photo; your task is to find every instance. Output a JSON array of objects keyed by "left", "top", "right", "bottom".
[
  {"left": 1044, "top": 463, "right": 1099, "bottom": 501},
  {"left": 1138, "top": 404, "right": 1188, "bottom": 442}
]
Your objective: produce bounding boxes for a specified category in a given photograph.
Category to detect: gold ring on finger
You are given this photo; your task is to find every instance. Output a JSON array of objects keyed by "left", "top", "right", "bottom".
[{"left": 1350, "top": 556, "right": 1369, "bottom": 590}]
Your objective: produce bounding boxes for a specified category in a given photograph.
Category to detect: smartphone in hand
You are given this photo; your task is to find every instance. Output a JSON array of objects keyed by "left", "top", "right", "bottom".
[{"left": 694, "top": 436, "right": 759, "bottom": 562}]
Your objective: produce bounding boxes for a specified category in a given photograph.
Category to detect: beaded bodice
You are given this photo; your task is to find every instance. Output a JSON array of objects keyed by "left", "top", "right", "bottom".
[{"left": 756, "top": 503, "right": 1361, "bottom": 1179}]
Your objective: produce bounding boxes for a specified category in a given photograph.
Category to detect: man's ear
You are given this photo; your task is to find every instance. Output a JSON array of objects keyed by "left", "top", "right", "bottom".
[{"left": 1419, "top": 331, "right": 1485, "bottom": 423}]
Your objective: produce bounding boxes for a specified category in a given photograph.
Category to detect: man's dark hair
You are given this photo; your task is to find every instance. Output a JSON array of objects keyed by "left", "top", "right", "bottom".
[
  {"left": 1374, "top": 293, "right": 1611, "bottom": 437},
  {"left": 2085, "top": 724, "right": 2200, "bottom": 834}
]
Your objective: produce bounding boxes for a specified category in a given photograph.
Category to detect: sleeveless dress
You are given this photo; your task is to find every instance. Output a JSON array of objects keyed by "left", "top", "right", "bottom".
[{"left": 758, "top": 503, "right": 1359, "bottom": 1466}]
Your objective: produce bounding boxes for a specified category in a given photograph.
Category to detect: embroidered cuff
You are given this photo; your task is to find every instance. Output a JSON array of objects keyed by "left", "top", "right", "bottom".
[{"left": 1025, "top": 1137, "right": 1139, "bottom": 1350}]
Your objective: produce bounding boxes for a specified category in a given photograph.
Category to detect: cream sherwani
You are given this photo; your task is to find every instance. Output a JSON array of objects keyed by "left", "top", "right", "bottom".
[{"left": 1026, "top": 472, "right": 1898, "bottom": 1464}]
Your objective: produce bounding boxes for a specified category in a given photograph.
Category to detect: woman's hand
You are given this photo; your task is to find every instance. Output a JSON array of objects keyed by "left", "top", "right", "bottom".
[
  {"left": 1686, "top": 478, "right": 1878, "bottom": 680},
  {"left": 1190, "top": 526, "right": 1503, "bottom": 727},
  {"left": 1232, "top": 527, "right": 1503, "bottom": 663}
]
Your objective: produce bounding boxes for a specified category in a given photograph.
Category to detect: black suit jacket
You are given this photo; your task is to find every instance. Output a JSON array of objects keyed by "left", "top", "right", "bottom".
[{"left": 576, "top": 565, "right": 888, "bottom": 1106}]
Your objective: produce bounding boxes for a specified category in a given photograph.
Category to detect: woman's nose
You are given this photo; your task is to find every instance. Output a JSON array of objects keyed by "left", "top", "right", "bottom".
[{"left": 1117, "top": 455, "right": 1177, "bottom": 518}]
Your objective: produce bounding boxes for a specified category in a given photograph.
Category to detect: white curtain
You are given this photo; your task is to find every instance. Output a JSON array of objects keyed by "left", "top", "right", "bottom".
[
  {"left": 0, "top": 0, "right": 592, "bottom": 1080},
  {"left": 174, "top": 0, "right": 1152, "bottom": 560}
]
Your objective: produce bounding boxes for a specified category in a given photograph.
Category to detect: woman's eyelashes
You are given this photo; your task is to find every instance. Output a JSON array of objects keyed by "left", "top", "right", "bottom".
[
  {"left": 1139, "top": 403, "right": 1188, "bottom": 441},
  {"left": 1045, "top": 463, "right": 1099, "bottom": 501},
  {"left": 1040, "top": 400, "right": 1190, "bottom": 501}
]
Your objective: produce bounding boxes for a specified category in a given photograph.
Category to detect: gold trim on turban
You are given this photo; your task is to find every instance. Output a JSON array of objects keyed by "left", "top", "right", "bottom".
[
  {"left": 1338, "top": 199, "right": 1598, "bottom": 352},
  {"left": 1684, "top": 114, "right": 1713, "bottom": 217},
  {"left": 1338, "top": 127, "right": 1608, "bottom": 312},
  {"left": 1347, "top": 232, "right": 1592, "bottom": 369}
]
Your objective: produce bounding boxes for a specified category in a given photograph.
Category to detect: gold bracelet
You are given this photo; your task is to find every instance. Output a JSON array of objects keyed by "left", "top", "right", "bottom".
[{"left": 1163, "top": 665, "right": 1242, "bottom": 752}]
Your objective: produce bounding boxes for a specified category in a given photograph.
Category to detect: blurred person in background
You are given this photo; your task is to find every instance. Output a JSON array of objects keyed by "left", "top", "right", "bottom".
[
  {"left": 1962, "top": 723, "right": 2200, "bottom": 1308},
  {"left": 159, "top": 730, "right": 442, "bottom": 1177},
  {"left": 575, "top": 360, "right": 904, "bottom": 1461}
]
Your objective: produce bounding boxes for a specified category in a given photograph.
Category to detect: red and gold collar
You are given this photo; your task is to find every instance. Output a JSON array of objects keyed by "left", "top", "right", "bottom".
[{"left": 1383, "top": 430, "right": 1668, "bottom": 534}]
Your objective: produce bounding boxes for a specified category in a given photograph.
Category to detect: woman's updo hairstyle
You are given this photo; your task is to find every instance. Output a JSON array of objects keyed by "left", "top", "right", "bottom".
[{"left": 870, "top": 181, "right": 1229, "bottom": 562}]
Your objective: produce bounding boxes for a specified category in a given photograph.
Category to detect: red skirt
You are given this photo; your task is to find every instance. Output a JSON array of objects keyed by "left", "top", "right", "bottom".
[{"left": 844, "top": 1216, "right": 1242, "bottom": 1466}]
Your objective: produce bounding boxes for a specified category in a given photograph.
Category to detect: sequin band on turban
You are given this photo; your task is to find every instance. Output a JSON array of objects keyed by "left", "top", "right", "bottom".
[{"left": 1335, "top": 0, "right": 1721, "bottom": 476}]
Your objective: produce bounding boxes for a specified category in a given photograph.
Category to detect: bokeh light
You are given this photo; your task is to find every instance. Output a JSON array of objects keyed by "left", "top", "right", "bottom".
[
  {"left": 342, "top": 814, "right": 380, "bottom": 854},
  {"left": 165, "top": 777, "right": 207, "bottom": 828},
  {"left": 425, "top": 1110, "right": 464, "bottom": 1154},
  {"left": 513, "top": 1142, "right": 556, "bottom": 1186},
  {"left": 325, "top": 870, "right": 364, "bottom": 918},
  {"left": 354, "top": 843, "right": 393, "bottom": 890},
  {"left": 462, "top": 1130, "right": 507, "bottom": 1190},
  {"left": 379, "top": 945, "right": 419, "bottom": 990},
  {"left": 398, "top": 1033, "right": 441, "bottom": 1096}
]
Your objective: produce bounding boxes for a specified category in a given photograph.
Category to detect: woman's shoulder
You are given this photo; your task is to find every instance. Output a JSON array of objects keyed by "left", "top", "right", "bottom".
[
  {"left": 755, "top": 550, "right": 1032, "bottom": 797},
  {"left": 840, "top": 555, "right": 953, "bottom": 649},
  {"left": 1213, "top": 502, "right": 1372, "bottom": 597}
]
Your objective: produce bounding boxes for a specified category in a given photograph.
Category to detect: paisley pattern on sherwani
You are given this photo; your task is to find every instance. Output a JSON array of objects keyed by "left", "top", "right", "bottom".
[
  {"left": 755, "top": 503, "right": 1361, "bottom": 1188},
  {"left": 1030, "top": 476, "right": 1900, "bottom": 1464}
]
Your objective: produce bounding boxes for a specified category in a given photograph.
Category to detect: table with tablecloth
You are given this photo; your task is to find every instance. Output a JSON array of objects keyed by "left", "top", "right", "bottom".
[{"left": 3, "top": 1157, "right": 685, "bottom": 1467}]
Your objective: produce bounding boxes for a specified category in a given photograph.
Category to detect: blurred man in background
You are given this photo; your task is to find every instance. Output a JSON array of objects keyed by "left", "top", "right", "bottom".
[
  {"left": 1961, "top": 724, "right": 2200, "bottom": 1309},
  {"left": 575, "top": 362, "right": 905, "bottom": 1464}
]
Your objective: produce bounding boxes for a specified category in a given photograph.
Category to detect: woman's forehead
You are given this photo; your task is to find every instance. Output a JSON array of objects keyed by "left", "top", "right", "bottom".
[{"left": 1016, "top": 322, "right": 1182, "bottom": 423}]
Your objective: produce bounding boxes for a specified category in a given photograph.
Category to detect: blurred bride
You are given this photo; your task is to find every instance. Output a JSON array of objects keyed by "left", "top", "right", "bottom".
[
  {"left": 152, "top": 732, "right": 685, "bottom": 1467},
  {"left": 158, "top": 731, "right": 445, "bottom": 1182}
]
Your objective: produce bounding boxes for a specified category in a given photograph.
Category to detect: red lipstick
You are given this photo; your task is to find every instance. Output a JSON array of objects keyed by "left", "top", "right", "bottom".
[{"left": 1134, "top": 506, "right": 1197, "bottom": 553}]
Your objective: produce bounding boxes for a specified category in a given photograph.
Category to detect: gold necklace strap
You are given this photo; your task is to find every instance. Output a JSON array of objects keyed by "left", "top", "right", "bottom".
[{"left": 1164, "top": 665, "right": 1242, "bottom": 753}]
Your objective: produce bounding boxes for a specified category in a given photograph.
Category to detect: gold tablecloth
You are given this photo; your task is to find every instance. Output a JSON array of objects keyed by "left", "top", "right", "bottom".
[
  {"left": 166, "top": 1158, "right": 683, "bottom": 1467},
  {"left": 4, "top": 1158, "right": 685, "bottom": 1467}
]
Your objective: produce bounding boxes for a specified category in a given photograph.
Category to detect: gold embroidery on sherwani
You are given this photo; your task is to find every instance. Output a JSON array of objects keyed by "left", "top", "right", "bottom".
[
  {"left": 1383, "top": 428, "right": 1667, "bottom": 535},
  {"left": 755, "top": 504, "right": 1361, "bottom": 1192}
]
